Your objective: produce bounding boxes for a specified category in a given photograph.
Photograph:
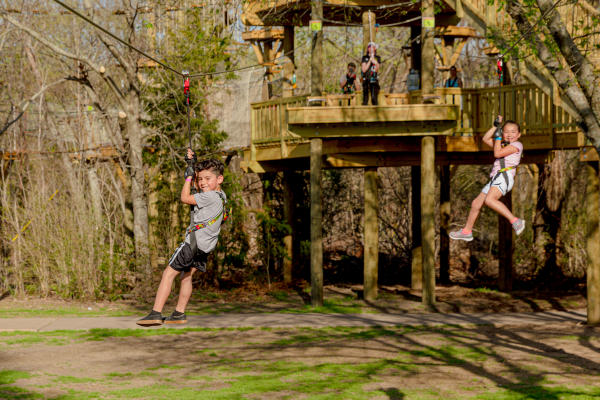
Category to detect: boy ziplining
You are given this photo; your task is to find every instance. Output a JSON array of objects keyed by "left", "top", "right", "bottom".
[{"left": 137, "top": 149, "right": 228, "bottom": 326}]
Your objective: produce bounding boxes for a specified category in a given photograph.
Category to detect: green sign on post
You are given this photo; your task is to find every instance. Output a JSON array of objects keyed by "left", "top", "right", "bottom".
[
  {"left": 422, "top": 17, "right": 435, "bottom": 29},
  {"left": 310, "top": 20, "right": 322, "bottom": 31}
]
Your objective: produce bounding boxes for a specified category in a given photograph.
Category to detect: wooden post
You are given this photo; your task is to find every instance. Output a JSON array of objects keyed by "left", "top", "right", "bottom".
[
  {"left": 283, "top": 25, "right": 295, "bottom": 98},
  {"left": 262, "top": 40, "right": 274, "bottom": 100},
  {"left": 283, "top": 172, "right": 295, "bottom": 285},
  {"left": 586, "top": 162, "right": 600, "bottom": 325},
  {"left": 443, "top": 37, "right": 455, "bottom": 68},
  {"left": 310, "top": 138, "right": 323, "bottom": 306},
  {"left": 411, "top": 166, "right": 422, "bottom": 290},
  {"left": 410, "top": 25, "right": 422, "bottom": 73},
  {"left": 311, "top": 0, "right": 323, "bottom": 97},
  {"left": 439, "top": 164, "right": 450, "bottom": 284},
  {"left": 421, "top": 136, "right": 436, "bottom": 306},
  {"left": 498, "top": 193, "right": 513, "bottom": 291},
  {"left": 362, "top": 9, "right": 376, "bottom": 54},
  {"left": 421, "top": 0, "right": 435, "bottom": 96},
  {"left": 364, "top": 167, "right": 379, "bottom": 301}
]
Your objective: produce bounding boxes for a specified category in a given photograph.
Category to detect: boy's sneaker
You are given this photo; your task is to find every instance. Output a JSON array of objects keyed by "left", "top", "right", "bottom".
[
  {"left": 164, "top": 311, "right": 187, "bottom": 324},
  {"left": 512, "top": 218, "right": 526, "bottom": 235},
  {"left": 449, "top": 230, "right": 473, "bottom": 241},
  {"left": 136, "top": 310, "right": 163, "bottom": 327}
]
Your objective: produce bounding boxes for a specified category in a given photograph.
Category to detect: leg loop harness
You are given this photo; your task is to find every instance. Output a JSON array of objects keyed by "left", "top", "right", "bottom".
[{"left": 492, "top": 158, "right": 515, "bottom": 188}]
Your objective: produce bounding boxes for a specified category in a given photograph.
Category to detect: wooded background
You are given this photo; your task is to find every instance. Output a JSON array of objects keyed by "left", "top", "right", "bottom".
[{"left": 0, "top": 0, "right": 598, "bottom": 299}]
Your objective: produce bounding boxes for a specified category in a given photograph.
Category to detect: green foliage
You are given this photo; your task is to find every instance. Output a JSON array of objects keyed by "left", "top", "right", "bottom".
[
  {"left": 140, "top": 8, "right": 249, "bottom": 285},
  {"left": 212, "top": 168, "right": 249, "bottom": 271},
  {"left": 144, "top": 8, "right": 233, "bottom": 161},
  {"left": 256, "top": 206, "right": 291, "bottom": 285}
]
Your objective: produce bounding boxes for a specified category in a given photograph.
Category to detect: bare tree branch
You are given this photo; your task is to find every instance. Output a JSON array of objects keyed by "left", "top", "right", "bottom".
[
  {"left": 506, "top": 0, "right": 600, "bottom": 149},
  {"left": 0, "top": 78, "right": 67, "bottom": 136},
  {"left": 537, "top": 0, "right": 600, "bottom": 115},
  {"left": 2, "top": 12, "right": 126, "bottom": 105}
]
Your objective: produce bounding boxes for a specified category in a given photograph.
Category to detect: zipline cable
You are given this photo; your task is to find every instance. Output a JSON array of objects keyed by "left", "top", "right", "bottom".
[{"left": 49, "top": 0, "right": 309, "bottom": 79}]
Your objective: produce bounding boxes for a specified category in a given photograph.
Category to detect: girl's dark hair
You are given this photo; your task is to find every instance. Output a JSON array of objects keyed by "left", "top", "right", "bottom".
[
  {"left": 195, "top": 158, "right": 225, "bottom": 176},
  {"left": 348, "top": 62, "right": 356, "bottom": 68},
  {"left": 503, "top": 120, "right": 521, "bottom": 132}
]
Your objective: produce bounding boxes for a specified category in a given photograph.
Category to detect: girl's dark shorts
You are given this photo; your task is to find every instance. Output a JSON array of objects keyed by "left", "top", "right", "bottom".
[{"left": 168, "top": 242, "right": 208, "bottom": 272}]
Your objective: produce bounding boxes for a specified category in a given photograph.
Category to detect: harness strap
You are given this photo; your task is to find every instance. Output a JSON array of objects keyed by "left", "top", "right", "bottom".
[
  {"left": 492, "top": 157, "right": 515, "bottom": 188},
  {"left": 186, "top": 192, "right": 230, "bottom": 236}
]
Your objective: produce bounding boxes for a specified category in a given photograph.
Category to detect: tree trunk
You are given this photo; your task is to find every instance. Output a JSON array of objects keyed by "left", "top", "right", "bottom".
[{"left": 124, "top": 95, "right": 150, "bottom": 283}]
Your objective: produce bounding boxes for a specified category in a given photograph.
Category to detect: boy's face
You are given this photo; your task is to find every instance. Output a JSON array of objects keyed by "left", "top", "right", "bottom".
[
  {"left": 503, "top": 122, "right": 521, "bottom": 143},
  {"left": 195, "top": 169, "right": 224, "bottom": 192}
]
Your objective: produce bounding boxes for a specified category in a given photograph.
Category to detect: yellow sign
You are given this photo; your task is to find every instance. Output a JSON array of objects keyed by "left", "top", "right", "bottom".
[
  {"left": 422, "top": 17, "right": 435, "bottom": 28},
  {"left": 310, "top": 20, "right": 322, "bottom": 31}
]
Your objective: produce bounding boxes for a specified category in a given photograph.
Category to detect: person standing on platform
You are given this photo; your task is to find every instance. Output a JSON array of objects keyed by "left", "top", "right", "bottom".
[
  {"left": 361, "top": 42, "right": 381, "bottom": 105},
  {"left": 340, "top": 62, "right": 360, "bottom": 94},
  {"left": 444, "top": 66, "right": 463, "bottom": 88}
]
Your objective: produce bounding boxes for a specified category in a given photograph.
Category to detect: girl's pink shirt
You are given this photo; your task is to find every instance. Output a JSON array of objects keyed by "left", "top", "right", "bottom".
[{"left": 489, "top": 141, "right": 523, "bottom": 178}]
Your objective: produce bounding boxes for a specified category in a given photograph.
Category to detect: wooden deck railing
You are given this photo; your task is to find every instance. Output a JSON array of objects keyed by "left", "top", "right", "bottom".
[
  {"left": 249, "top": 85, "right": 580, "bottom": 156},
  {"left": 251, "top": 95, "right": 308, "bottom": 144}
]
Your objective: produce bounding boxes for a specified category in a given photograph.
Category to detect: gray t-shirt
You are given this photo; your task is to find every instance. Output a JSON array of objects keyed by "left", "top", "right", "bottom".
[{"left": 184, "top": 190, "right": 226, "bottom": 253}]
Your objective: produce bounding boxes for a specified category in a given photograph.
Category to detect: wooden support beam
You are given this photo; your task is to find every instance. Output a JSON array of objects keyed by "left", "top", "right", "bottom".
[
  {"left": 410, "top": 25, "right": 422, "bottom": 76},
  {"left": 242, "top": 28, "right": 285, "bottom": 41},
  {"left": 498, "top": 193, "right": 513, "bottom": 291},
  {"left": 283, "top": 172, "right": 295, "bottom": 284},
  {"left": 311, "top": 0, "right": 323, "bottom": 97},
  {"left": 262, "top": 40, "right": 274, "bottom": 100},
  {"left": 586, "top": 162, "right": 600, "bottom": 325},
  {"left": 310, "top": 138, "right": 323, "bottom": 306},
  {"left": 282, "top": 26, "right": 295, "bottom": 98},
  {"left": 364, "top": 167, "right": 379, "bottom": 301},
  {"left": 421, "top": 0, "right": 435, "bottom": 96},
  {"left": 439, "top": 165, "right": 451, "bottom": 284},
  {"left": 250, "top": 42, "right": 264, "bottom": 65},
  {"left": 411, "top": 166, "right": 422, "bottom": 290},
  {"left": 421, "top": 136, "right": 436, "bottom": 306},
  {"left": 449, "top": 39, "right": 468, "bottom": 68}
]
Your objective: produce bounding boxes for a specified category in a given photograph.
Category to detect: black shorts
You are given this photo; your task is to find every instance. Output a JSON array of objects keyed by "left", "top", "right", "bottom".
[{"left": 168, "top": 242, "right": 208, "bottom": 272}]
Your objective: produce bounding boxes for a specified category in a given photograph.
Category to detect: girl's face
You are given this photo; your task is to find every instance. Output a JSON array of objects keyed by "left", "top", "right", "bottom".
[
  {"left": 503, "top": 122, "right": 521, "bottom": 143},
  {"left": 195, "top": 169, "right": 223, "bottom": 192}
]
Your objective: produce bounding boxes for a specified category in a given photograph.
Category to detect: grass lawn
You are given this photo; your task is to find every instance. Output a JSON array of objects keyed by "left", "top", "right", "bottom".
[{"left": 1, "top": 323, "right": 599, "bottom": 399}]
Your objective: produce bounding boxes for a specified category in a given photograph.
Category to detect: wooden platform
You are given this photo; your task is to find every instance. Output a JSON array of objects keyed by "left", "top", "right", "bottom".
[{"left": 243, "top": 85, "right": 583, "bottom": 172}]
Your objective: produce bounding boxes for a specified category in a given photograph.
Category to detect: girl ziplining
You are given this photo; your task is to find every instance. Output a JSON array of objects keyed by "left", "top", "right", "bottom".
[{"left": 449, "top": 57, "right": 525, "bottom": 241}]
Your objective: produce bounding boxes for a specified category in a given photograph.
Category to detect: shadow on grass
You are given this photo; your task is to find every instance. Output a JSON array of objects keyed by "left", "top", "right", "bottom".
[{"left": 163, "top": 315, "right": 599, "bottom": 399}]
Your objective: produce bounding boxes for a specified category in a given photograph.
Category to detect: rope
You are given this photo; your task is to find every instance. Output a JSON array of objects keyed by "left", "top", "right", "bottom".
[{"left": 368, "top": 11, "right": 373, "bottom": 45}]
